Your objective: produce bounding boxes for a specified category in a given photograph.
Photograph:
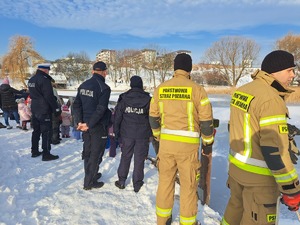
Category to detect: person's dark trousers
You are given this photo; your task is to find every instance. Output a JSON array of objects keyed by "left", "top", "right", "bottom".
[
  {"left": 117, "top": 137, "right": 149, "bottom": 188},
  {"left": 3, "top": 110, "right": 20, "bottom": 126},
  {"left": 82, "top": 124, "right": 108, "bottom": 188},
  {"left": 31, "top": 114, "right": 52, "bottom": 155},
  {"left": 109, "top": 135, "right": 117, "bottom": 157},
  {"left": 51, "top": 114, "right": 61, "bottom": 143}
]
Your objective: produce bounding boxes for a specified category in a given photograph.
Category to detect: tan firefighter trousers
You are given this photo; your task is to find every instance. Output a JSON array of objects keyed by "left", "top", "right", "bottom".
[
  {"left": 222, "top": 176, "right": 280, "bottom": 225},
  {"left": 156, "top": 141, "right": 200, "bottom": 225}
]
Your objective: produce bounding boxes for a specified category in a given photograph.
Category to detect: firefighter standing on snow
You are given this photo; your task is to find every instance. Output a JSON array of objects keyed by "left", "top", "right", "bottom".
[
  {"left": 149, "top": 53, "right": 214, "bottom": 225},
  {"left": 222, "top": 50, "right": 300, "bottom": 225}
]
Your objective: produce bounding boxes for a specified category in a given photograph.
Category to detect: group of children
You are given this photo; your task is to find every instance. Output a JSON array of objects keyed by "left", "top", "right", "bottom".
[
  {"left": 15, "top": 96, "right": 74, "bottom": 139},
  {"left": 14, "top": 96, "right": 119, "bottom": 157}
]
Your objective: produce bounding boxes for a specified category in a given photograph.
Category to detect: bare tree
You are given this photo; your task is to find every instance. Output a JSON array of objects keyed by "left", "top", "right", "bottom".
[
  {"left": 54, "top": 51, "right": 91, "bottom": 84},
  {"left": 202, "top": 36, "right": 260, "bottom": 87},
  {"left": 275, "top": 33, "right": 300, "bottom": 85},
  {"left": 118, "top": 49, "right": 139, "bottom": 84},
  {"left": 109, "top": 50, "right": 123, "bottom": 88},
  {"left": 157, "top": 51, "right": 174, "bottom": 83},
  {"left": 275, "top": 33, "right": 300, "bottom": 64},
  {"left": 1, "top": 35, "right": 44, "bottom": 87}
]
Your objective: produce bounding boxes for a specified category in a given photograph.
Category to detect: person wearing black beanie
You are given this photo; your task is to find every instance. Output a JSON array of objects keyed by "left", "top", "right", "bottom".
[
  {"left": 114, "top": 75, "right": 152, "bottom": 193},
  {"left": 222, "top": 50, "right": 300, "bottom": 225},
  {"left": 261, "top": 50, "right": 296, "bottom": 87},
  {"left": 130, "top": 76, "right": 143, "bottom": 89},
  {"left": 149, "top": 53, "right": 214, "bottom": 225},
  {"left": 261, "top": 50, "right": 295, "bottom": 74},
  {"left": 174, "top": 53, "right": 193, "bottom": 72}
]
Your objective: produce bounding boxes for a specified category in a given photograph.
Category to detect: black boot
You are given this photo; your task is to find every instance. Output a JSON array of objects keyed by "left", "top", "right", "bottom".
[
  {"left": 83, "top": 181, "right": 104, "bottom": 190},
  {"left": 42, "top": 153, "right": 59, "bottom": 161},
  {"left": 31, "top": 151, "right": 42, "bottom": 158}
]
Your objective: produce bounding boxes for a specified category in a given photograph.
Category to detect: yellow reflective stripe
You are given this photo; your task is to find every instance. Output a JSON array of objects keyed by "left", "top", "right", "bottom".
[
  {"left": 273, "top": 169, "right": 298, "bottom": 183},
  {"left": 202, "top": 136, "right": 214, "bottom": 145},
  {"left": 150, "top": 97, "right": 155, "bottom": 104},
  {"left": 152, "top": 130, "right": 161, "bottom": 137},
  {"left": 159, "top": 102, "right": 165, "bottom": 128},
  {"left": 187, "top": 102, "right": 194, "bottom": 131},
  {"left": 229, "top": 154, "right": 272, "bottom": 176},
  {"left": 200, "top": 97, "right": 210, "bottom": 106},
  {"left": 244, "top": 113, "right": 252, "bottom": 158},
  {"left": 156, "top": 206, "right": 172, "bottom": 218},
  {"left": 221, "top": 217, "right": 230, "bottom": 225},
  {"left": 259, "top": 115, "right": 287, "bottom": 127},
  {"left": 180, "top": 215, "right": 197, "bottom": 225},
  {"left": 161, "top": 133, "right": 200, "bottom": 144}
]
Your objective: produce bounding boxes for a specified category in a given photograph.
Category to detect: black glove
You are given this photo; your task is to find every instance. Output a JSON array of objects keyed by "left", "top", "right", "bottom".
[{"left": 289, "top": 140, "right": 300, "bottom": 164}]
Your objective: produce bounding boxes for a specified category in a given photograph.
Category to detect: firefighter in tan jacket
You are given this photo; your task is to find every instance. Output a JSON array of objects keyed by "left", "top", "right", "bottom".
[
  {"left": 222, "top": 50, "right": 300, "bottom": 225},
  {"left": 149, "top": 53, "right": 214, "bottom": 225}
]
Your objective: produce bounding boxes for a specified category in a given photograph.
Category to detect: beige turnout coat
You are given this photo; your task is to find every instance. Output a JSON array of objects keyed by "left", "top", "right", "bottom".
[{"left": 229, "top": 70, "right": 300, "bottom": 195}]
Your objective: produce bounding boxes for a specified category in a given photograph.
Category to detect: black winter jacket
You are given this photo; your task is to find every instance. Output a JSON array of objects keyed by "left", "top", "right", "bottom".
[
  {"left": 73, "top": 74, "right": 111, "bottom": 129},
  {"left": 28, "top": 70, "right": 60, "bottom": 115},
  {"left": 0, "top": 84, "right": 22, "bottom": 111},
  {"left": 114, "top": 88, "right": 152, "bottom": 139}
]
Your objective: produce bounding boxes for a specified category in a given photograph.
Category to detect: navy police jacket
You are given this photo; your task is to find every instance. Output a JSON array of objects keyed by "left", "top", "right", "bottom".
[
  {"left": 114, "top": 88, "right": 152, "bottom": 139},
  {"left": 28, "top": 70, "right": 60, "bottom": 115},
  {"left": 73, "top": 74, "right": 111, "bottom": 129}
]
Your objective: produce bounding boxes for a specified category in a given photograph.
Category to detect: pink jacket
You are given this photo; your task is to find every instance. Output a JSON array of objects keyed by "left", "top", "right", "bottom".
[{"left": 61, "top": 111, "right": 72, "bottom": 126}]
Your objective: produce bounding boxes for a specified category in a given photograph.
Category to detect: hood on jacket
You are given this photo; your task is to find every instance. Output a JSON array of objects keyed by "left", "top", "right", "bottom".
[{"left": 0, "top": 83, "right": 11, "bottom": 92}]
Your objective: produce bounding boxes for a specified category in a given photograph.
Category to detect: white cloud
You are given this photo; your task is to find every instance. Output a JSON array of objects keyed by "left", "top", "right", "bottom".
[{"left": 0, "top": 0, "right": 300, "bottom": 38}]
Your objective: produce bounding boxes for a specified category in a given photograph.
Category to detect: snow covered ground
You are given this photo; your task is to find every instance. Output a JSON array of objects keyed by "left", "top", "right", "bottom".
[{"left": 1, "top": 90, "right": 300, "bottom": 224}]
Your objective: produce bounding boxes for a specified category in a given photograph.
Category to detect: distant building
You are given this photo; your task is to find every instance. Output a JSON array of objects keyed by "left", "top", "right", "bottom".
[{"left": 96, "top": 49, "right": 116, "bottom": 64}]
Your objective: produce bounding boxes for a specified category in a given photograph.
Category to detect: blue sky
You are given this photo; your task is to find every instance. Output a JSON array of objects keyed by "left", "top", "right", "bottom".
[{"left": 1, "top": 0, "right": 300, "bottom": 66}]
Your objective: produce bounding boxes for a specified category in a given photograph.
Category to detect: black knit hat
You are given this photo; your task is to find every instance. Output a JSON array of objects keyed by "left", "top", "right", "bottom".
[
  {"left": 174, "top": 53, "right": 192, "bottom": 72},
  {"left": 130, "top": 76, "right": 143, "bottom": 89},
  {"left": 261, "top": 50, "right": 295, "bottom": 74},
  {"left": 93, "top": 61, "right": 107, "bottom": 71}
]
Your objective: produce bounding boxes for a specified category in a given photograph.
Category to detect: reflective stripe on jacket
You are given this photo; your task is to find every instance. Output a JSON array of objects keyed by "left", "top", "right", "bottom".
[{"left": 229, "top": 69, "right": 300, "bottom": 195}]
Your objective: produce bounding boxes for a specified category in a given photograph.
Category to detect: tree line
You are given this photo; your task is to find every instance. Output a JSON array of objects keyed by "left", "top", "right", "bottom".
[{"left": 1, "top": 33, "right": 300, "bottom": 88}]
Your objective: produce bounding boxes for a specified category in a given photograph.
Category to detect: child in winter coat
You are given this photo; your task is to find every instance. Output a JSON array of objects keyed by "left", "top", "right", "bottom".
[
  {"left": 61, "top": 104, "right": 72, "bottom": 138},
  {"left": 15, "top": 98, "right": 32, "bottom": 130}
]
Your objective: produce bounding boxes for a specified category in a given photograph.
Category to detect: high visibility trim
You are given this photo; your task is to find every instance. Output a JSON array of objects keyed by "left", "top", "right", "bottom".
[
  {"left": 202, "top": 136, "right": 214, "bottom": 145},
  {"left": 259, "top": 115, "right": 287, "bottom": 127},
  {"left": 273, "top": 169, "right": 298, "bottom": 183},
  {"left": 152, "top": 130, "right": 161, "bottom": 137},
  {"left": 180, "top": 215, "right": 197, "bottom": 225},
  {"left": 221, "top": 217, "right": 230, "bottom": 225},
  {"left": 200, "top": 97, "right": 210, "bottom": 106},
  {"left": 230, "top": 149, "right": 268, "bottom": 168},
  {"left": 161, "top": 128, "right": 200, "bottom": 137},
  {"left": 159, "top": 102, "right": 165, "bottom": 128},
  {"left": 161, "top": 133, "right": 200, "bottom": 144},
  {"left": 229, "top": 153, "right": 272, "bottom": 176},
  {"left": 187, "top": 102, "right": 194, "bottom": 132},
  {"left": 156, "top": 206, "right": 172, "bottom": 218},
  {"left": 244, "top": 113, "right": 252, "bottom": 158},
  {"left": 150, "top": 97, "right": 154, "bottom": 104}
]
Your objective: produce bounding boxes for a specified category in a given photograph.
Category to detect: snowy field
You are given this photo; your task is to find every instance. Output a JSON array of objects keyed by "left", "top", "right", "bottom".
[{"left": 1, "top": 91, "right": 300, "bottom": 225}]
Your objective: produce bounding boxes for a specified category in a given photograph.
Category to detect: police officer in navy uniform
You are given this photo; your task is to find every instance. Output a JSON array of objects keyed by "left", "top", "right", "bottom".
[
  {"left": 73, "top": 61, "right": 111, "bottom": 190},
  {"left": 114, "top": 76, "right": 152, "bottom": 193},
  {"left": 28, "top": 63, "right": 61, "bottom": 161}
]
